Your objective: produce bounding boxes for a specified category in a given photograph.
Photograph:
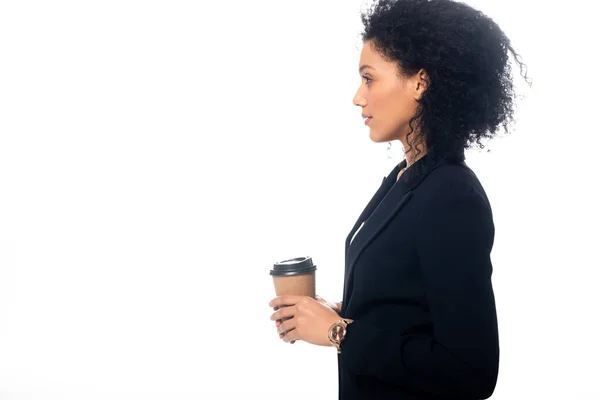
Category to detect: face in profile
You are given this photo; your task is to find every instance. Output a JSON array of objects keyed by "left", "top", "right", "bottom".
[{"left": 353, "top": 40, "right": 427, "bottom": 146}]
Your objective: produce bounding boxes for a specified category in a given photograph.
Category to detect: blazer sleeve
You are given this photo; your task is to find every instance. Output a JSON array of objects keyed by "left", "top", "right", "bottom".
[{"left": 339, "top": 189, "right": 500, "bottom": 399}]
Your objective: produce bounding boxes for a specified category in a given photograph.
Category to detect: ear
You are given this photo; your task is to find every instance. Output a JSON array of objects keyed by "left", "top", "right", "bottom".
[{"left": 413, "top": 68, "right": 429, "bottom": 100}]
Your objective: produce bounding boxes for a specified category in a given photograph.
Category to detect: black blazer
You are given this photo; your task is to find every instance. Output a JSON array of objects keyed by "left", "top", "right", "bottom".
[{"left": 337, "top": 152, "right": 499, "bottom": 400}]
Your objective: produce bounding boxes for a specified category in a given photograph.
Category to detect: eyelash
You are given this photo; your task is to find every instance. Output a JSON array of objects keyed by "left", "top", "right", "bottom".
[{"left": 362, "top": 75, "right": 372, "bottom": 84}]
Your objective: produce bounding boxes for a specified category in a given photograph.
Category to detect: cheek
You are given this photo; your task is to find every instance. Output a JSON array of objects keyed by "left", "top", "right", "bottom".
[
  {"left": 376, "top": 88, "right": 400, "bottom": 113},
  {"left": 376, "top": 98, "right": 416, "bottom": 139},
  {"left": 369, "top": 88, "right": 415, "bottom": 129},
  {"left": 390, "top": 95, "right": 416, "bottom": 123}
]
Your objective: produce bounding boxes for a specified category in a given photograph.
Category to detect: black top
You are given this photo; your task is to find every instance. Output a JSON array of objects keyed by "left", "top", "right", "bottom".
[{"left": 338, "top": 152, "right": 499, "bottom": 400}]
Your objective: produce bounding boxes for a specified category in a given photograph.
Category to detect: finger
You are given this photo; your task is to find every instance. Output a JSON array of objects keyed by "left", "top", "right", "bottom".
[
  {"left": 269, "top": 295, "right": 302, "bottom": 309},
  {"left": 270, "top": 306, "right": 296, "bottom": 322},
  {"left": 274, "top": 305, "right": 286, "bottom": 325},
  {"left": 276, "top": 318, "right": 291, "bottom": 338},
  {"left": 282, "top": 328, "right": 299, "bottom": 343},
  {"left": 277, "top": 317, "right": 296, "bottom": 335},
  {"left": 278, "top": 326, "right": 295, "bottom": 342},
  {"left": 277, "top": 319, "right": 285, "bottom": 339},
  {"left": 275, "top": 317, "right": 296, "bottom": 329},
  {"left": 318, "top": 298, "right": 333, "bottom": 309}
]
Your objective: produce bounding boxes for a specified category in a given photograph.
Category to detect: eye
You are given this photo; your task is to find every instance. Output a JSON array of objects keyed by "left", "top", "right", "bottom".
[{"left": 362, "top": 75, "right": 372, "bottom": 85}]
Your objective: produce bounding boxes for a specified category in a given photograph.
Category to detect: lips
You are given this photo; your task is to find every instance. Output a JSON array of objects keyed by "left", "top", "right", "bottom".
[{"left": 362, "top": 113, "right": 372, "bottom": 125}]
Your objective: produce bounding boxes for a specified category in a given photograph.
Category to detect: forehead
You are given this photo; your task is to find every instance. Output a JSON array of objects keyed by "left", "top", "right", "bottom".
[
  {"left": 358, "top": 41, "right": 391, "bottom": 72},
  {"left": 360, "top": 40, "right": 378, "bottom": 57},
  {"left": 359, "top": 41, "right": 377, "bottom": 64}
]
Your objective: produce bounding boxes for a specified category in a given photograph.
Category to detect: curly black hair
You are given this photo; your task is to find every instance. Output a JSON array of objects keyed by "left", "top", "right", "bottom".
[{"left": 359, "top": 0, "right": 531, "bottom": 160}]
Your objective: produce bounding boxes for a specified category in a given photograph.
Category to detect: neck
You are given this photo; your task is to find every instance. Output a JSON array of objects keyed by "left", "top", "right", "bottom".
[{"left": 402, "top": 142, "right": 427, "bottom": 168}]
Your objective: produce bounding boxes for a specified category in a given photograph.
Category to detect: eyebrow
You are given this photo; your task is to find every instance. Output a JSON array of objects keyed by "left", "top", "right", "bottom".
[{"left": 359, "top": 65, "right": 374, "bottom": 73}]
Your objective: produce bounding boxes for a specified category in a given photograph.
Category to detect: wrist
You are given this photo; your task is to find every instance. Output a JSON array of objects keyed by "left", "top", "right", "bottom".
[{"left": 328, "top": 318, "right": 353, "bottom": 353}]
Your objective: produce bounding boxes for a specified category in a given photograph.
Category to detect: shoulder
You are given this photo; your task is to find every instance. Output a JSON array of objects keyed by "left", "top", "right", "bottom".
[
  {"left": 413, "top": 163, "right": 495, "bottom": 247},
  {"left": 416, "top": 162, "right": 492, "bottom": 213}
]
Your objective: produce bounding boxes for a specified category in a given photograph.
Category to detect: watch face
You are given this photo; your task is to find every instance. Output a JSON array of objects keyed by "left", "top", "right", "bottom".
[{"left": 329, "top": 322, "right": 347, "bottom": 343}]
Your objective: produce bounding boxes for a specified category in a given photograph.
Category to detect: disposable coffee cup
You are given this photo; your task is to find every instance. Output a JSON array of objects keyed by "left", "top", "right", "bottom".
[{"left": 270, "top": 256, "right": 317, "bottom": 299}]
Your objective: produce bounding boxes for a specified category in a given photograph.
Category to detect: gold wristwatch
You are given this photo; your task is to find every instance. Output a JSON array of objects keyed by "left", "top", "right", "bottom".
[{"left": 328, "top": 318, "right": 352, "bottom": 354}]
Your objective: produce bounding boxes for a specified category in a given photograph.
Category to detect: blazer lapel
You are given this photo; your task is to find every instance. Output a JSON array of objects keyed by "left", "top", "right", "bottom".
[
  {"left": 342, "top": 179, "right": 412, "bottom": 309},
  {"left": 341, "top": 154, "right": 464, "bottom": 311},
  {"left": 344, "top": 162, "right": 405, "bottom": 256}
]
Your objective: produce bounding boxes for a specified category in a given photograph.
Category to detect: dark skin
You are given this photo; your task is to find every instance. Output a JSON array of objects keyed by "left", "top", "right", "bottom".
[
  {"left": 268, "top": 40, "right": 430, "bottom": 346},
  {"left": 269, "top": 295, "right": 353, "bottom": 346},
  {"left": 269, "top": 40, "right": 425, "bottom": 346},
  {"left": 353, "top": 39, "right": 429, "bottom": 167},
  {"left": 271, "top": 297, "right": 342, "bottom": 344}
]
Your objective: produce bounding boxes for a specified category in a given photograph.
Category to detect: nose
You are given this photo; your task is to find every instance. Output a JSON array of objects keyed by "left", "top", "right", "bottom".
[{"left": 353, "top": 91, "right": 366, "bottom": 107}]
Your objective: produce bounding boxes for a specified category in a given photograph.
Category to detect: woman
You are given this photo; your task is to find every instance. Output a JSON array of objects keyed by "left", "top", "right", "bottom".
[{"left": 269, "top": 0, "right": 529, "bottom": 398}]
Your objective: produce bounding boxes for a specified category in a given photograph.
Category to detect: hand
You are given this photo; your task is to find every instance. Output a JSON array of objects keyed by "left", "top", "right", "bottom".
[
  {"left": 272, "top": 305, "right": 297, "bottom": 344},
  {"left": 316, "top": 295, "right": 341, "bottom": 313},
  {"left": 269, "top": 295, "right": 341, "bottom": 346},
  {"left": 272, "top": 296, "right": 340, "bottom": 344}
]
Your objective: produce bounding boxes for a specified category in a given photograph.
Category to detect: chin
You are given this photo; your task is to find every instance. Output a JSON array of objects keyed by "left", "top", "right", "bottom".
[{"left": 369, "top": 129, "right": 393, "bottom": 143}]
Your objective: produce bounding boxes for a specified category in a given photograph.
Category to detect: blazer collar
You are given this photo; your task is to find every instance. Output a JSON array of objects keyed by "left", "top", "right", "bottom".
[{"left": 341, "top": 151, "right": 465, "bottom": 311}]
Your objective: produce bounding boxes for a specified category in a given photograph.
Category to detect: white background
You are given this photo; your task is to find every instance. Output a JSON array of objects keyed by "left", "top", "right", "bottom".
[{"left": 0, "top": 0, "right": 598, "bottom": 399}]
